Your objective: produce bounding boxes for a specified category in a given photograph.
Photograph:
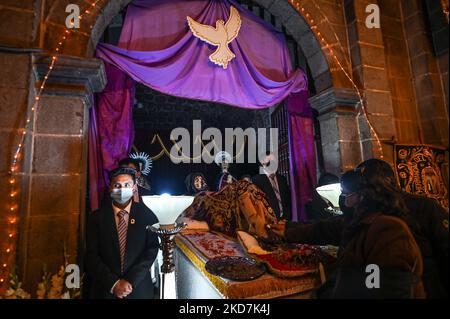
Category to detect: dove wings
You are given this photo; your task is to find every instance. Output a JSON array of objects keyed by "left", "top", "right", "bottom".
[{"left": 187, "top": 6, "right": 241, "bottom": 69}]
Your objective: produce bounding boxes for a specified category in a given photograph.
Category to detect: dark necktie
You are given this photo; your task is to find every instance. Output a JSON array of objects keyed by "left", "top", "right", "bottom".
[
  {"left": 269, "top": 174, "right": 284, "bottom": 217},
  {"left": 117, "top": 210, "right": 128, "bottom": 273}
]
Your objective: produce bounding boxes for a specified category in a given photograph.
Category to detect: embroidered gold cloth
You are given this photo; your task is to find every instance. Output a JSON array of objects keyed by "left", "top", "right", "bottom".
[{"left": 183, "top": 180, "right": 278, "bottom": 238}]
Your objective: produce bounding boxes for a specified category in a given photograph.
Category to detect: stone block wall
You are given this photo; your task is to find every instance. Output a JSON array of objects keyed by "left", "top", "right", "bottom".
[
  {"left": 401, "top": 0, "right": 449, "bottom": 147},
  {"left": 0, "top": 51, "right": 34, "bottom": 290}
]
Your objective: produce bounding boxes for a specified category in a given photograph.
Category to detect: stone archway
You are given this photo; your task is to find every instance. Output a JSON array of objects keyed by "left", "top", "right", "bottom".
[
  {"left": 37, "top": 0, "right": 345, "bottom": 92},
  {"left": 83, "top": 0, "right": 363, "bottom": 173},
  {"left": 87, "top": 0, "right": 334, "bottom": 93},
  {"left": 38, "top": 0, "right": 365, "bottom": 173},
  {"left": 86, "top": 0, "right": 363, "bottom": 174}
]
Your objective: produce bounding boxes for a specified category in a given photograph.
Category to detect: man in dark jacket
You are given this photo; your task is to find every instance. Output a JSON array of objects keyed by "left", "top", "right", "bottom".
[
  {"left": 356, "top": 159, "right": 449, "bottom": 298},
  {"left": 252, "top": 152, "right": 291, "bottom": 221},
  {"left": 86, "top": 167, "right": 159, "bottom": 299}
]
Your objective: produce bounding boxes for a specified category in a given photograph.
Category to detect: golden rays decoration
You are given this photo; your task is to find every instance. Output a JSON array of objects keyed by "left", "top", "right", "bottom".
[{"left": 135, "top": 133, "right": 248, "bottom": 162}]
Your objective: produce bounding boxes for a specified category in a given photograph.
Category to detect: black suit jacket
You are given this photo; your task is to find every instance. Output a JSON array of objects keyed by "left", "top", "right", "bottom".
[
  {"left": 86, "top": 201, "right": 159, "bottom": 299},
  {"left": 252, "top": 173, "right": 292, "bottom": 221},
  {"left": 401, "top": 193, "right": 449, "bottom": 298}
]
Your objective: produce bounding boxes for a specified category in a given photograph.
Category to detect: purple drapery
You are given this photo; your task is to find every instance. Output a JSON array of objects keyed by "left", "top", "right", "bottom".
[
  {"left": 287, "top": 91, "right": 316, "bottom": 221},
  {"left": 90, "top": 0, "right": 316, "bottom": 220},
  {"left": 89, "top": 64, "right": 135, "bottom": 209}
]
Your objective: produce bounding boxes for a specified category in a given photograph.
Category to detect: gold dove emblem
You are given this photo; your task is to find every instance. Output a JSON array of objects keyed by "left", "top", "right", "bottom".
[{"left": 187, "top": 6, "right": 241, "bottom": 69}]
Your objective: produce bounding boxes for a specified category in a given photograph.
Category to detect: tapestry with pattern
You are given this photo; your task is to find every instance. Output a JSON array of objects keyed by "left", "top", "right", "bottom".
[{"left": 395, "top": 144, "right": 448, "bottom": 208}]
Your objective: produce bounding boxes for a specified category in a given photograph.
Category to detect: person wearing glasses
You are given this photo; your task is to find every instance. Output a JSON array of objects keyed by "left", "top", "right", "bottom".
[{"left": 268, "top": 167, "right": 425, "bottom": 298}]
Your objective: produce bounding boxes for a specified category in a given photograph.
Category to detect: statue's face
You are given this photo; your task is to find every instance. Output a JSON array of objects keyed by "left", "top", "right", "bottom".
[{"left": 194, "top": 176, "right": 205, "bottom": 190}]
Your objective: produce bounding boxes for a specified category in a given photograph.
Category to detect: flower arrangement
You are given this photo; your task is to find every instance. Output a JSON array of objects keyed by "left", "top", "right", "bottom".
[
  {"left": 36, "top": 247, "right": 82, "bottom": 299},
  {"left": 1, "top": 246, "right": 82, "bottom": 299},
  {"left": 0, "top": 267, "right": 31, "bottom": 299}
]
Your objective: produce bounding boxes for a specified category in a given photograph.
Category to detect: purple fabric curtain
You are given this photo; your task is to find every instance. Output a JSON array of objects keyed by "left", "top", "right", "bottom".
[
  {"left": 287, "top": 91, "right": 317, "bottom": 221},
  {"left": 90, "top": 0, "right": 316, "bottom": 219},
  {"left": 96, "top": 0, "right": 308, "bottom": 108},
  {"left": 89, "top": 64, "right": 135, "bottom": 210}
]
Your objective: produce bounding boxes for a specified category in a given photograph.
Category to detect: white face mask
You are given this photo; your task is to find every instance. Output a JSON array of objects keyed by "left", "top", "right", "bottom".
[{"left": 110, "top": 188, "right": 134, "bottom": 205}]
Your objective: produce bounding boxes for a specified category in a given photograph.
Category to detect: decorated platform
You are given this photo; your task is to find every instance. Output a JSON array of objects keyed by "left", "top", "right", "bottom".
[{"left": 174, "top": 230, "right": 320, "bottom": 299}]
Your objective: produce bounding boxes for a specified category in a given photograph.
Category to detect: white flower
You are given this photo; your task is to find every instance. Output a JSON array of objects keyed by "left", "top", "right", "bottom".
[
  {"left": 16, "top": 288, "right": 31, "bottom": 299},
  {"left": 2, "top": 288, "right": 30, "bottom": 299},
  {"left": 3, "top": 288, "right": 16, "bottom": 298},
  {"left": 60, "top": 291, "right": 70, "bottom": 299}
]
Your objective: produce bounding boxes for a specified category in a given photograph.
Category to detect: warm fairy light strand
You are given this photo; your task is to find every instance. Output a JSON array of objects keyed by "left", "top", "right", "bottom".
[
  {"left": 1, "top": 0, "right": 104, "bottom": 288},
  {"left": 309, "top": 0, "right": 352, "bottom": 74},
  {"left": 288, "top": 0, "right": 384, "bottom": 159},
  {"left": 308, "top": 0, "right": 384, "bottom": 159}
]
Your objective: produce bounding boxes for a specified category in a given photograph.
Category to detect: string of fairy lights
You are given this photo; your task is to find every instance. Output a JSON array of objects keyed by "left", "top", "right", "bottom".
[
  {"left": 0, "top": 0, "right": 104, "bottom": 288},
  {"left": 1, "top": 0, "right": 386, "bottom": 288},
  {"left": 288, "top": 0, "right": 384, "bottom": 160},
  {"left": 441, "top": 0, "right": 449, "bottom": 22}
]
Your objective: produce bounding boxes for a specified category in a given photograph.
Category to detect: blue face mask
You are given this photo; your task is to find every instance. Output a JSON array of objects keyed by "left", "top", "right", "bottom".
[{"left": 110, "top": 188, "right": 134, "bottom": 205}]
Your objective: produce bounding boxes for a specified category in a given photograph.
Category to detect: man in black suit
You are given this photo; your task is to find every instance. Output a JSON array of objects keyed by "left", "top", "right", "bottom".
[
  {"left": 86, "top": 167, "right": 159, "bottom": 299},
  {"left": 252, "top": 152, "right": 292, "bottom": 221}
]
